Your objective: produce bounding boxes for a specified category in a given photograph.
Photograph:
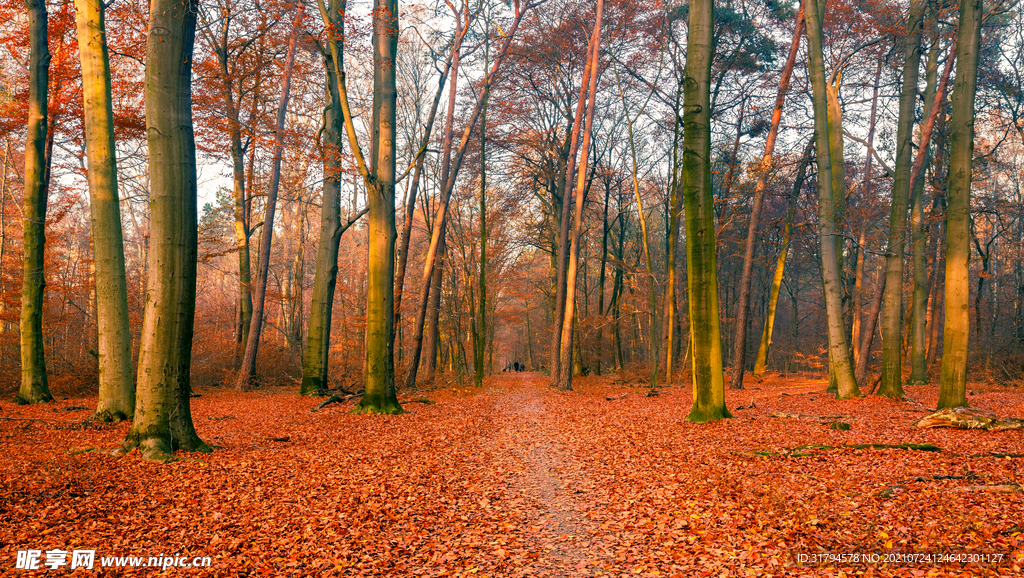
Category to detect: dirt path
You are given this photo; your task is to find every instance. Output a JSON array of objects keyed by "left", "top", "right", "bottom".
[{"left": 489, "top": 374, "right": 600, "bottom": 576}]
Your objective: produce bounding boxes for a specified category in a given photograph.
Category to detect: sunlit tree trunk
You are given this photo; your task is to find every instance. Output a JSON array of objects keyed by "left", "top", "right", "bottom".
[
  {"left": 236, "top": 5, "right": 304, "bottom": 390},
  {"left": 75, "top": 0, "right": 134, "bottom": 419},
  {"left": 879, "top": 0, "right": 924, "bottom": 398},
  {"left": 16, "top": 0, "right": 53, "bottom": 405},
  {"left": 754, "top": 142, "right": 812, "bottom": 376},
  {"left": 684, "top": 0, "right": 730, "bottom": 421},
  {"left": 939, "top": 0, "right": 982, "bottom": 409},
  {"left": 122, "top": 0, "right": 208, "bottom": 460},
  {"left": 352, "top": 0, "right": 402, "bottom": 413},
  {"left": 556, "top": 0, "right": 604, "bottom": 392},
  {"left": 804, "top": 0, "right": 860, "bottom": 399},
  {"left": 730, "top": 2, "right": 804, "bottom": 390}
]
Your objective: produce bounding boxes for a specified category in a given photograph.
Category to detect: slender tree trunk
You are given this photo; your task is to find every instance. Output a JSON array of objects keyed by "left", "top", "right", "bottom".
[
  {"left": 75, "top": 0, "right": 134, "bottom": 419},
  {"left": 17, "top": 0, "right": 53, "bottom": 405},
  {"left": 684, "top": 0, "right": 730, "bottom": 421},
  {"left": 301, "top": 48, "right": 357, "bottom": 395},
  {"left": 730, "top": 3, "right": 805, "bottom": 390},
  {"left": 236, "top": 5, "right": 304, "bottom": 389},
  {"left": 122, "top": 0, "right": 208, "bottom": 460},
  {"left": 403, "top": 2, "right": 530, "bottom": 389},
  {"left": 938, "top": 0, "right": 980, "bottom": 409},
  {"left": 754, "top": 142, "right": 812, "bottom": 375},
  {"left": 474, "top": 29, "right": 490, "bottom": 389},
  {"left": 856, "top": 264, "right": 886, "bottom": 386},
  {"left": 804, "top": 0, "right": 860, "bottom": 399},
  {"left": 394, "top": 48, "right": 457, "bottom": 368},
  {"left": 910, "top": 34, "right": 952, "bottom": 384},
  {"left": 664, "top": 84, "right": 682, "bottom": 387},
  {"left": 596, "top": 181, "right": 610, "bottom": 376},
  {"left": 550, "top": 44, "right": 596, "bottom": 388},
  {"left": 557, "top": 0, "right": 603, "bottom": 391},
  {"left": 852, "top": 57, "right": 883, "bottom": 367},
  {"left": 878, "top": 0, "right": 925, "bottom": 398}
]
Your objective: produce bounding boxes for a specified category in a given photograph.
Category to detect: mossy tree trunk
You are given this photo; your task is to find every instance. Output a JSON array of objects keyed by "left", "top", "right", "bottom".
[
  {"left": 17, "top": 0, "right": 52, "bottom": 405},
  {"left": 474, "top": 27, "right": 490, "bottom": 389},
  {"left": 301, "top": 51, "right": 345, "bottom": 396},
  {"left": 75, "top": 0, "right": 134, "bottom": 420},
  {"left": 939, "top": 0, "right": 982, "bottom": 410},
  {"left": 352, "top": 0, "right": 403, "bottom": 413},
  {"left": 879, "top": 0, "right": 924, "bottom": 398},
  {"left": 804, "top": 0, "right": 860, "bottom": 399},
  {"left": 122, "top": 0, "right": 208, "bottom": 461},
  {"left": 684, "top": 0, "right": 730, "bottom": 422}
]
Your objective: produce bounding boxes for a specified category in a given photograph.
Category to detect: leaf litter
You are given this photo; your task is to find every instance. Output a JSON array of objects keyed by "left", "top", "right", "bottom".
[{"left": 1, "top": 373, "right": 1021, "bottom": 576}]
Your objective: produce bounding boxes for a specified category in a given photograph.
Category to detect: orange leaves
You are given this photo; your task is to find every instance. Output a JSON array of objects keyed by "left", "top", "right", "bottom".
[{"left": 1, "top": 375, "right": 1023, "bottom": 576}]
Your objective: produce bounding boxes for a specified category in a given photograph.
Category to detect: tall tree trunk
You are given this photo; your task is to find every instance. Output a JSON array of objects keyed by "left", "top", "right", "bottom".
[
  {"left": 236, "top": 5, "right": 304, "bottom": 389},
  {"left": 852, "top": 56, "right": 883, "bottom": 367},
  {"left": 804, "top": 0, "right": 860, "bottom": 399},
  {"left": 856, "top": 263, "right": 885, "bottom": 386},
  {"left": 393, "top": 47, "right": 458, "bottom": 371},
  {"left": 878, "top": 0, "right": 925, "bottom": 398},
  {"left": 753, "top": 142, "right": 812, "bottom": 375},
  {"left": 909, "top": 28, "right": 946, "bottom": 384},
  {"left": 121, "top": 0, "right": 208, "bottom": 460},
  {"left": 557, "top": 0, "right": 603, "bottom": 391},
  {"left": 17, "top": 0, "right": 53, "bottom": 405},
  {"left": 937, "top": 0, "right": 979, "bottom": 409},
  {"left": 664, "top": 83, "right": 682, "bottom": 387},
  {"left": 75, "top": 0, "right": 134, "bottom": 419},
  {"left": 474, "top": 28, "right": 490, "bottom": 389},
  {"left": 350, "top": 0, "right": 403, "bottom": 413},
  {"left": 549, "top": 40, "right": 596, "bottom": 387},
  {"left": 730, "top": 2, "right": 805, "bottom": 390},
  {"left": 596, "top": 180, "right": 611, "bottom": 376},
  {"left": 301, "top": 47, "right": 370, "bottom": 394},
  {"left": 684, "top": 0, "right": 729, "bottom": 421}
]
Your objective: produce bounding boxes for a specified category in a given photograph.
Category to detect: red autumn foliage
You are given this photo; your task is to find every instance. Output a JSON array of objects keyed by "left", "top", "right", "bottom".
[{"left": 2, "top": 373, "right": 1021, "bottom": 576}]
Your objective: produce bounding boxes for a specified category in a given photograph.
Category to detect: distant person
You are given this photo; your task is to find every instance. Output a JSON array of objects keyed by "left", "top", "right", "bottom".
[{"left": 514, "top": 361, "right": 521, "bottom": 372}]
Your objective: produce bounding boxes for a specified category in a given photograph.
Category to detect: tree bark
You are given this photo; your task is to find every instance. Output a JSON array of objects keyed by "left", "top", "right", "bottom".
[
  {"left": 557, "top": 0, "right": 603, "bottom": 392},
  {"left": 939, "top": 0, "right": 981, "bottom": 409},
  {"left": 684, "top": 0, "right": 730, "bottom": 421},
  {"left": 236, "top": 5, "right": 304, "bottom": 390},
  {"left": 878, "top": 0, "right": 925, "bottom": 398},
  {"left": 75, "top": 0, "right": 134, "bottom": 419},
  {"left": 122, "top": 0, "right": 208, "bottom": 460},
  {"left": 16, "top": 0, "right": 53, "bottom": 405},
  {"left": 350, "top": 0, "right": 403, "bottom": 413},
  {"left": 474, "top": 27, "right": 490, "bottom": 389},
  {"left": 730, "top": 2, "right": 805, "bottom": 390},
  {"left": 804, "top": 0, "right": 860, "bottom": 399}
]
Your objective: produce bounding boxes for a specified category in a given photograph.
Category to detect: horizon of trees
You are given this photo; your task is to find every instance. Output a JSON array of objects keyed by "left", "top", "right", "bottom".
[{"left": 1, "top": 0, "right": 1023, "bottom": 457}]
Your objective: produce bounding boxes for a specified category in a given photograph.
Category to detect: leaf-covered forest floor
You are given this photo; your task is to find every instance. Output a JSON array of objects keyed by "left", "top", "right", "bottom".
[{"left": 2, "top": 373, "right": 1022, "bottom": 577}]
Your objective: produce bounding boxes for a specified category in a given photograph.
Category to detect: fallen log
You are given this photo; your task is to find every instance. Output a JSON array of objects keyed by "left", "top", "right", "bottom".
[
  {"left": 915, "top": 407, "right": 1024, "bottom": 431},
  {"left": 959, "top": 484, "right": 1022, "bottom": 494},
  {"left": 605, "top": 393, "right": 628, "bottom": 401}
]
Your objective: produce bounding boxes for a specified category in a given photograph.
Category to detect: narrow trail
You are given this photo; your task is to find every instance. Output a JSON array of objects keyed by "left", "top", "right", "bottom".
[{"left": 489, "top": 373, "right": 600, "bottom": 576}]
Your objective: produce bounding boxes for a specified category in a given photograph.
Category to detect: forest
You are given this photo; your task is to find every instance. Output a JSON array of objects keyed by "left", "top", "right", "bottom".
[{"left": 1, "top": 0, "right": 1023, "bottom": 575}]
